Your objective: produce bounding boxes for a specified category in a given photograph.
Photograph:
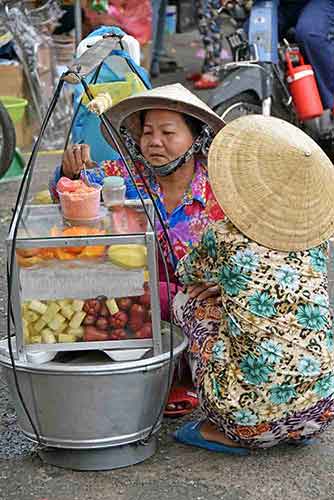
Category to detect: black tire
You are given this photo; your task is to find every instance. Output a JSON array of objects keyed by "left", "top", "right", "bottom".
[
  {"left": 0, "top": 100, "right": 16, "bottom": 179},
  {"left": 214, "top": 92, "right": 263, "bottom": 123}
]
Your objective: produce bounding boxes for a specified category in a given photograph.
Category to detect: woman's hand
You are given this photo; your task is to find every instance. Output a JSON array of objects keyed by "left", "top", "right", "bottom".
[
  {"left": 62, "top": 144, "right": 95, "bottom": 179},
  {"left": 187, "top": 283, "right": 221, "bottom": 302}
]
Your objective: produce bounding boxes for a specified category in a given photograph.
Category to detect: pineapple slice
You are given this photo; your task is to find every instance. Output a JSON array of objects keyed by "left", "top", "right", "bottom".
[
  {"left": 41, "top": 329, "right": 57, "bottom": 344},
  {"left": 28, "top": 300, "right": 47, "bottom": 315},
  {"left": 72, "top": 300, "right": 84, "bottom": 312},
  {"left": 23, "top": 310, "right": 39, "bottom": 323},
  {"left": 67, "top": 327, "right": 84, "bottom": 339},
  {"left": 41, "top": 302, "right": 61, "bottom": 323},
  {"left": 30, "top": 335, "right": 42, "bottom": 344},
  {"left": 48, "top": 313, "right": 66, "bottom": 332},
  {"left": 22, "top": 319, "right": 30, "bottom": 343},
  {"left": 69, "top": 311, "right": 86, "bottom": 329},
  {"left": 21, "top": 303, "right": 29, "bottom": 315},
  {"left": 58, "top": 333, "right": 77, "bottom": 343},
  {"left": 34, "top": 317, "right": 47, "bottom": 333},
  {"left": 106, "top": 298, "right": 119, "bottom": 315},
  {"left": 61, "top": 305, "right": 74, "bottom": 320},
  {"left": 57, "top": 299, "right": 70, "bottom": 308}
]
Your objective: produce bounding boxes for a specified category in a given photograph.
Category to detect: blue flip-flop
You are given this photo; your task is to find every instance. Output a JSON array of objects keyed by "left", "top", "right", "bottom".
[
  {"left": 287, "top": 438, "right": 318, "bottom": 447},
  {"left": 173, "top": 421, "right": 250, "bottom": 455}
]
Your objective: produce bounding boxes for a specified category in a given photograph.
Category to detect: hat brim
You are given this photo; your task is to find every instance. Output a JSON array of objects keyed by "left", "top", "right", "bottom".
[
  {"left": 101, "top": 83, "right": 225, "bottom": 145},
  {"left": 208, "top": 115, "right": 334, "bottom": 252}
]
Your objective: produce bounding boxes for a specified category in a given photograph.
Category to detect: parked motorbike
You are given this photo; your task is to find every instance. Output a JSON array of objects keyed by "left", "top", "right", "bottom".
[{"left": 208, "top": 0, "right": 334, "bottom": 160}]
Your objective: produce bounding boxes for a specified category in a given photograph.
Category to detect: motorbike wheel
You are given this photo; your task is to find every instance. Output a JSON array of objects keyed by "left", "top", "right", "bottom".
[
  {"left": 214, "top": 92, "right": 263, "bottom": 123},
  {"left": 0, "top": 101, "right": 16, "bottom": 179}
]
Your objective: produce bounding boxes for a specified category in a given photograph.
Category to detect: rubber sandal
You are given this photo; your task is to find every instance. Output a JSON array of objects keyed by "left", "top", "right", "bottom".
[
  {"left": 174, "top": 421, "right": 250, "bottom": 455},
  {"left": 164, "top": 385, "right": 199, "bottom": 417},
  {"left": 194, "top": 76, "right": 219, "bottom": 90},
  {"left": 287, "top": 438, "right": 319, "bottom": 447}
]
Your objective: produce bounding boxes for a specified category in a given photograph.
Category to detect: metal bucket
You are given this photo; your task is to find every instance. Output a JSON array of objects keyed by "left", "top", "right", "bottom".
[{"left": 0, "top": 325, "right": 187, "bottom": 470}]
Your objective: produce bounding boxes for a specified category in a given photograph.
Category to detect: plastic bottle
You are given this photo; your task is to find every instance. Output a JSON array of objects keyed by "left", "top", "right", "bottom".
[{"left": 286, "top": 50, "right": 323, "bottom": 121}]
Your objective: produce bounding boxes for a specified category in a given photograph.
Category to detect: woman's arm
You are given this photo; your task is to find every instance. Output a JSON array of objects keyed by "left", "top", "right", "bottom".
[{"left": 49, "top": 146, "right": 138, "bottom": 203}]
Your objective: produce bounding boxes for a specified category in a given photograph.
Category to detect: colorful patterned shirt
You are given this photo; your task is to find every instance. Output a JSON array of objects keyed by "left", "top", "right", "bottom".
[
  {"left": 50, "top": 160, "right": 225, "bottom": 281},
  {"left": 176, "top": 219, "right": 334, "bottom": 426}
]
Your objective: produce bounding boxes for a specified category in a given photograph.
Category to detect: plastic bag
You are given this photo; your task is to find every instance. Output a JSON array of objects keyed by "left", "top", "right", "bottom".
[
  {"left": 108, "top": 1, "right": 152, "bottom": 45},
  {"left": 83, "top": 1, "right": 152, "bottom": 45}
]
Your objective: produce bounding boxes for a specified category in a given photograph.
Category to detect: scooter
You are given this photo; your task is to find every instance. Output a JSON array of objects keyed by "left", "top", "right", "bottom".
[{"left": 208, "top": 0, "right": 334, "bottom": 159}]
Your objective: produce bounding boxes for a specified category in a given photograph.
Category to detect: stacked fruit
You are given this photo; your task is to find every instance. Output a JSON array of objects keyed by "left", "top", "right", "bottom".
[
  {"left": 16, "top": 241, "right": 147, "bottom": 267},
  {"left": 16, "top": 226, "right": 106, "bottom": 267},
  {"left": 22, "top": 287, "right": 152, "bottom": 345},
  {"left": 82, "top": 289, "right": 152, "bottom": 341},
  {"left": 22, "top": 299, "right": 87, "bottom": 344}
]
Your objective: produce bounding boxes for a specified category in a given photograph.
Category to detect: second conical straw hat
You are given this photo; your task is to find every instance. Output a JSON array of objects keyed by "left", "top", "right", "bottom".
[{"left": 208, "top": 115, "right": 334, "bottom": 251}]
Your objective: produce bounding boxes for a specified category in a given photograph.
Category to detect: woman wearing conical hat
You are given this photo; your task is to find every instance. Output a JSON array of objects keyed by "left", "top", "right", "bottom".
[
  {"left": 49, "top": 84, "right": 225, "bottom": 415},
  {"left": 174, "top": 115, "right": 334, "bottom": 453}
]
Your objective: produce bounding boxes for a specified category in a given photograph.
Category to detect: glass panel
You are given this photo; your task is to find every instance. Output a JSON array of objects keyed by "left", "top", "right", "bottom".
[
  {"left": 17, "top": 245, "right": 149, "bottom": 297},
  {"left": 21, "top": 285, "right": 152, "bottom": 346},
  {"left": 14, "top": 203, "right": 151, "bottom": 241}
]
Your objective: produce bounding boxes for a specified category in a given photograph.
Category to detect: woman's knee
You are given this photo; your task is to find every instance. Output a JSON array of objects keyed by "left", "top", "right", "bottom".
[{"left": 295, "top": 15, "right": 314, "bottom": 46}]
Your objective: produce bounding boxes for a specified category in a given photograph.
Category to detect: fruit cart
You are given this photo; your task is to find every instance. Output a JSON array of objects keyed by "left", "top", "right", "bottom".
[
  {"left": 8, "top": 200, "right": 162, "bottom": 361},
  {"left": 1, "top": 198, "right": 187, "bottom": 469}
]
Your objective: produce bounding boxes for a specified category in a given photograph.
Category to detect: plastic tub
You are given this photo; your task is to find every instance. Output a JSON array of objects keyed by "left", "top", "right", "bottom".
[
  {"left": 57, "top": 185, "right": 102, "bottom": 220},
  {"left": 102, "top": 176, "right": 126, "bottom": 208},
  {"left": 1, "top": 96, "right": 28, "bottom": 124}
]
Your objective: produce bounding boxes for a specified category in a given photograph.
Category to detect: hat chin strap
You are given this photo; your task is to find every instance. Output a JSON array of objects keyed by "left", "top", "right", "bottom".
[{"left": 120, "top": 125, "right": 214, "bottom": 177}]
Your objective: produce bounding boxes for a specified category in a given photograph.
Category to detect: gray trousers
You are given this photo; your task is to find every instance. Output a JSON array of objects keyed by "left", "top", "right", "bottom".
[{"left": 151, "top": 0, "right": 168, "bottom": 65}]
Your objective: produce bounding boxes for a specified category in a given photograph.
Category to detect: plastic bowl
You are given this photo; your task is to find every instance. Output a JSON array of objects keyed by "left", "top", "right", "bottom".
[
  {"left": 1, "top": 96, "right": 28, "bottom": 124},
  {"left": 57, "top": 185, "right": 102, "bottom": 220}
]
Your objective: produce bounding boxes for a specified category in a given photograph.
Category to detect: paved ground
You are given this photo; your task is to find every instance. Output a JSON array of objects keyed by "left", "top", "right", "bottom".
[{"left": 1, "top": 30, "right": 334, "bottom": 500}]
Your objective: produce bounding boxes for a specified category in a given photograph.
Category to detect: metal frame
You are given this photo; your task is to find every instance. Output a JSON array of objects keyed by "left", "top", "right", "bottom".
[{"left": 7, "top": 202, "right": 162, "bottom": 360}]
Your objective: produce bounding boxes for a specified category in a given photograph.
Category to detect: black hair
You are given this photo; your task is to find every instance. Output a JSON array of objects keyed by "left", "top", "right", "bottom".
[{"left": 139, "top": 110, "right": 203, "bottom": 138}]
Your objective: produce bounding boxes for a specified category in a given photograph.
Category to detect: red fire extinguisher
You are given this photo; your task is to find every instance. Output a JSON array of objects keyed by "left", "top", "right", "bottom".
[{"left": 285, "top": 49, "right": 323, "bottom": 122}]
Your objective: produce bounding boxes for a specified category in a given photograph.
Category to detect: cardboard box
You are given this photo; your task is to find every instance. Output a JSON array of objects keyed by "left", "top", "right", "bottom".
[
  {"left": 0, "top": 63, "right": 25, "bottom": 98},
  {"left": 15, "top": 112, "right": 36, "bottom": 150}
]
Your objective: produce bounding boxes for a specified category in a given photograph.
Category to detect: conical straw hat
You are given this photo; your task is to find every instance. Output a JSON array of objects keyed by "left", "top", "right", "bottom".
[
  {"left": 208, "top": 115, "right": 334, "bottom": 251},
  {"left": 102, "top": 83, "right": 225, "bottom": 144}
]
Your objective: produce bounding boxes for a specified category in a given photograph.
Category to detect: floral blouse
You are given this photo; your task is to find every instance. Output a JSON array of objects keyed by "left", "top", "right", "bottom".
[
  {"left": 176, "top": 219, "right": 334, "bottom": 425},
  {"left": 50, "top": 160, "right": 225, "bottom": 281}
]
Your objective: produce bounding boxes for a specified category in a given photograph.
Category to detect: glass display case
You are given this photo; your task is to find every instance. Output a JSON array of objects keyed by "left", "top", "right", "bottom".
[{"left": 7, "top": 200, "right": 162, "bottom": 360}]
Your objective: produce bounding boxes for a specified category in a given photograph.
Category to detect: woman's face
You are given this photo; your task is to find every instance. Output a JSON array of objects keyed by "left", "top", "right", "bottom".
[{"left": 139, "top": 110, "right": 194, "bottom": 167}]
